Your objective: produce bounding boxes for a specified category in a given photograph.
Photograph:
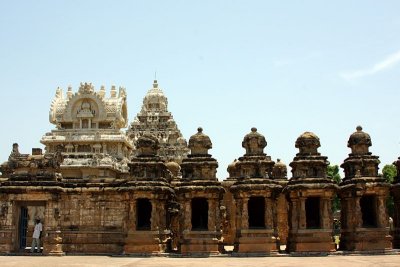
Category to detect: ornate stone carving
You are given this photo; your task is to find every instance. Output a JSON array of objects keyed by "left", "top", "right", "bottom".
[{"left": 43, "top": 83, "right": 132, "bottom": 178}]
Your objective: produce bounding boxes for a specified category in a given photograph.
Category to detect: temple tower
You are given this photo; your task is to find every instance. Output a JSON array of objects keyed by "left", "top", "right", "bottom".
[
  {"left": 285, "top": 132, "right": 337, "bottom": 253},
  {"left": 41, "top": 83, "right": 133, "bottom": 179},
  {"left": 127, "top": 80, "right": 189, "bottom": 164},
  {"left": 339, "top": 126, "right": 392, "bottom": 251},
  {"left": 228, "top": 127, "right": 282, "bottom": 254},
  {"left": 123, "top": 134, "right": 174, "bottom": 254},
  {"left": 175, "top": 127, "right": 224, "bottom": 255}
]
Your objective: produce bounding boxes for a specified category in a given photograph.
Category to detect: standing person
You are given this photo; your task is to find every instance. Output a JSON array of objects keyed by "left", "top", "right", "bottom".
[{"left": 30, "top": 218, "right": 42, "bottom": 253}]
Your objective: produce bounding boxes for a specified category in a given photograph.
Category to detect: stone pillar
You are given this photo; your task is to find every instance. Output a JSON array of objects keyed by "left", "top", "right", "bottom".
[
  {"left": 321, "top": 198, "right": 330, "bottom": 229},
  {"left": 208, "top": 199, "right": 216, "bottom": 231},
  {"left": 265, "top": 198, "right": 273, "bottom": 229},
  {"left": 241, "top": 197, "right": 249, "bottom": 230},
  {"left": 377, "top": 195, "right": 387, "bottom": 228},
  {"left": 129, "top": 198, "right": 137, "bottom": 230},
  {"left": 159, "top": 201, "right": 166, "bottom": 230},
  {"left": 290, "top": 199, "right": 299, "bottom": 231},
  {"left": 299, "top": 197, "right": 306, "bottom": 229},
  {"left": 151, "top": 199, "right": 158, "bottom": 231},
  {"left": 184, "top": 200, "right": 191, "bottom": 231},
  {"left": 43, "top": 198, "right": 64, "bottom": 256},
  {"left": 354, "top": 197, "right": 362, "bottom": 228}
]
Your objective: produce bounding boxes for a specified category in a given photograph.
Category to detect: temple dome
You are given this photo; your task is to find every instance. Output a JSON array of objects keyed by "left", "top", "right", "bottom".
[
  {"left": 295, "top": 132, "right": 321, "bottom": 155},
  {"left": 165, "top": 161, "right": 181, "bottom": 178},
  {"left": 347, "top": 126, "right": 372, "bottom": 155},
  {"left": 272, "top": 158, "right": 287, "bottom": 179},
  {"left": 136, "top": 134, "right": 159, "bottom": 157},
  {"left": 142, "top": 80, "right": 168, "bottom": 112},
  {"left": 227, "top": 159, "right": 238, "bottom": 172},
  {"left": 242, "top": 127, "right": 267, "bottom": 156},
  {"left": 188, "top": 127, "right": 212, "bottom": 156}
]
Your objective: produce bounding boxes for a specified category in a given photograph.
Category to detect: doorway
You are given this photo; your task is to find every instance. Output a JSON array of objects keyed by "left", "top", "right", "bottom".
[{"left": 18, "top": 206, "right": 28, "bottom": 250}]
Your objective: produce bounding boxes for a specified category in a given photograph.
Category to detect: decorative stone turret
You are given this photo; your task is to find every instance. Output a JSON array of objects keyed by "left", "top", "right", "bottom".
[
  {"left": 124, "top": 134, "right": 174, "bottom": 254},
  {"left": 272, "top": 159, "right": 287, "bottom": 180},
  {"left": 339, "top": 126, "right": 391, "bottom": 251},
  {"left": 127, "top": 80, "right": 189, "bottom": 164},
  {"left": 392, "top": 157, "right": 400, "bottom": 248},
  {"left": 341, "top": 126, "right": 380, "bottom": 179},
  {"left": 226, "top": 128, "right": 283, "bottom": 255},
  {"left": 180, "top": 127, "right": 218, "bottom": 180},
  {"left": 227, "top": 128, "right": 275, "bottom": 179},
  {"left": 41, "top": 83, "right": 133, "bottom": 180},
  {"left": 285, "top": 132, "right": 337, "bottom": 253},
  {"left": 175, "top": 127, "right": 224, "bottom": 255},
  {"left": 128, "top": 135, "right": 171, "bottom": 182}
]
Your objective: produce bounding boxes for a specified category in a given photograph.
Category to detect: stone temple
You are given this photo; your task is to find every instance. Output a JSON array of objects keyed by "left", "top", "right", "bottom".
[{"left": 0, "top": 81, "right": 398, "bottom": 256}]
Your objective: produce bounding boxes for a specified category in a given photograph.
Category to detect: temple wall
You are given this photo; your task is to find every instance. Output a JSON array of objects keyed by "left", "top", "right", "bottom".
[{"left": 60, "top": 191, "right": 128, "bottom": 254}]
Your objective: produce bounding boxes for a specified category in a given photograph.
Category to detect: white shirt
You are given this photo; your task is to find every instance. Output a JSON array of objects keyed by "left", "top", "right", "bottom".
[{"left": 32, "top": 222, "right": 42, "bottom": 239}]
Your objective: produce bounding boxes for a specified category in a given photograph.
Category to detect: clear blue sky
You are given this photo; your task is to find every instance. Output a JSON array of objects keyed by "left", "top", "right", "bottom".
[{"left": 1, "top": 1, "right": 400, "bottom": 179}]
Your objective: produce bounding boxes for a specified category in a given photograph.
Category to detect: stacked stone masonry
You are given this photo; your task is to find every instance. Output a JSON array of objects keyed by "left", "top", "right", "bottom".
[{"left": 0, "top": 81, "right": 398, "bottom": 255}]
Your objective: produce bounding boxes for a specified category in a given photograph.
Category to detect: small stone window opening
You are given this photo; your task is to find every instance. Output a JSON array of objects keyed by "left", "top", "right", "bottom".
[
  {"left": 306, "top": 197, "right": 321, "bottom": 229},
  {"left": 248, "top": 197, "right": 265, "bottom": 229},
  {"left": 136, "top": 198, "right": 152, "bottom": 230},
  {"left": 191, "top": 198, "right": 208, "bottom": 231},
  {"left": 360, "top": 195, "right": 377, "bottom": 228},
  {"left": 82, "top": 119, "right": 89, "bottom": 129}
]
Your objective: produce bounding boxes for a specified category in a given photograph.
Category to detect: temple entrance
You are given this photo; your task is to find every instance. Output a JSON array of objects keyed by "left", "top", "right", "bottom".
[
  {"left": 15, "top": 202, "right": 46, "bottom": 252},
  {"left": 191, "top": 198, "right": 208, "bottom": 231},
  {"left": 136, "top": 199, "right": 152, "bottom": 230},
  {"left": 306, "top": 197, "right": 320, "bottom": 229},
  {"left": 18, "top": 206, "right": 28, "bottom": 250},
  {"left": 360, "top": 195, "right": 377, "bottom": 227},
  {"left": 248, "top": 197, "right": 265, "bottom": 229}
]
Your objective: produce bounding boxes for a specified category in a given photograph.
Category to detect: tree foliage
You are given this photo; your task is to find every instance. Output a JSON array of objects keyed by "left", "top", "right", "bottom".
[
  {"left": 382, "top": 164, "right": 397, "bottom": 183},
  {"left": 328, "top": 165, "right": 342, "bottom": 212},
  {"left": 327, "top": 165, "right": 341, "bottom": 184},
  {"left": 381, "top": 164, "right": 397, "bottom": 217}
]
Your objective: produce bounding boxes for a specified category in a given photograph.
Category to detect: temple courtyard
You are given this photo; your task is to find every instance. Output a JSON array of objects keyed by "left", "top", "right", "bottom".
[{"left": 0, "top": 255, "right": 399, "bottom": 267}]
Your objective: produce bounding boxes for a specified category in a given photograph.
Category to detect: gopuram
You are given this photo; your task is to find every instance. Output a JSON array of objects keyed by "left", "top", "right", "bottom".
[
  {"left": 0, "top": 81, "right": 397, "bottom": 256},
  {"left": 127, "top": 80, "right": 189, "bottom": 164}
]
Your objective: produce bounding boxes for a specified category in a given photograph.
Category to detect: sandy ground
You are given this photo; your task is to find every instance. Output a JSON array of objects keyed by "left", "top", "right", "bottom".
[{"left": 0, "top": 255, "right": 400, "bottom": 267}]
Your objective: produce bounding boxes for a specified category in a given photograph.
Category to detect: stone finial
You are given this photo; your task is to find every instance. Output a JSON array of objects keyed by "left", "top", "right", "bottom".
[
  {"left": 67, "top": 86, "right": 73, "bottom": 98},
  {"left": 188, "top": 127, "right": 212, "bottom": 156},
  {"left": 242, "top": 127, "right": 267, "bottom": 156},
  {"left": 153, "top": 80, "right": 158, "bottom": 88},
  {"left": 98, "top": 85, "right": 106, "bottom": 98},
  {"left": 55, "top": 87, "right": 62, "bottom": 99},
  {"left": 347, "top": 125, "right": 372, "bottom": 155},
  {"left": 119, "top": 87, "right": 127, "bottom": 98},
  {"left": 111, "top": 85, "right": 117, "bottom": 98},
  {"left": 136, "top": 134, "right": 160, "bottom": 157},
  {"left": 79, "top": 82, "right": 94, "bottom": 94},
  {"left": 295, "top": 132, "right": 321, "bottom": 155},
  {"left": 273, "top": 158, "right": 287, "bottom": 179}
]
